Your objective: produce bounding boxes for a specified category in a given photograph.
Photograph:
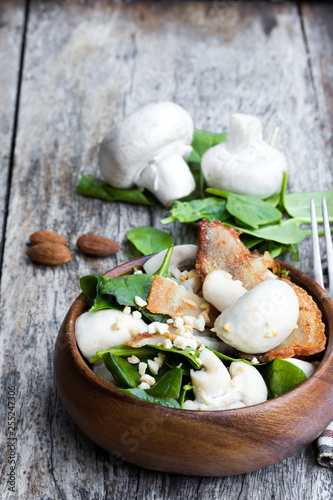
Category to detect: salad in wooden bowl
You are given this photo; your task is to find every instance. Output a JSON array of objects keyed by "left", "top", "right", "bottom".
[{"left": 54, "top": 221, "right": 333, "bottom": 476}]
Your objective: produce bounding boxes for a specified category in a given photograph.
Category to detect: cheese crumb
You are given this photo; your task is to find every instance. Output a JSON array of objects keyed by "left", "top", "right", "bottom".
[
  {"left": 138, "top": 382, "right": 150, "bottom": 390},
  {"left": 133, "top": 270, "right": 143, "bottom": 275},
  {"left": 162, "top": 339, "right": 173, "bottom": 349},
  {"left": 198, "top": 345, "right": 205, "bottom": 352},
  {"left": 223, "top": 322, "right": 231, "bottom": 333},
  {"left": 138, "top": 362, "right": 147, "bottom": 376},
  {"left": 127, "top": 355, "right": 140, "bottom": 364},
  {"left": 174, "top": 317, "right": 184, "bottom": 328},
  {"left": 135, "top": 296, "right": 147, "bottom": 308},
  {"left": 123, "top": 306, "right": 131, "bottom": 315},
  {"left": 264, "top": 331, "right": 274, "bottom": 338},
  {"left": 148, "top": 359, "right": 159, "bottom": 375},
  {"left": 132, "top": 310, "right": 142, "bottom": 319},
  {"left": 193, "top": 316, "right": 205, "bottom": 332},
  {"left": 154, "top": 353, "right": 166, "bottom": 367},
  {"left": 140, "top": 374, "right": 155, "bottom": 386},
  {"left": 173, "top": 336, "right": 197, "bottom": 350}
]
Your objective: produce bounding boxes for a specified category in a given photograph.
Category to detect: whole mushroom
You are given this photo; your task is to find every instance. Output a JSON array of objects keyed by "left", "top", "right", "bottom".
[
  {"left": 201, "top": 113, "right": 288, "bottom": 198},
  {"left": 99, "top": 102, "right": 196, "bottom": 206}
]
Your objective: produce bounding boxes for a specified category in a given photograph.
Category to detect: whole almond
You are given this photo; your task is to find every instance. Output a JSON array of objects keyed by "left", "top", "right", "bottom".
[
  {"left": 29, "top": 230, "right": 68, "bottom": 246},
  {"left": 26, "top": 242, "right": 71, "bottom": 266},
  {"left": 77, "top": 235, "right": 120, "bottom": 257}
]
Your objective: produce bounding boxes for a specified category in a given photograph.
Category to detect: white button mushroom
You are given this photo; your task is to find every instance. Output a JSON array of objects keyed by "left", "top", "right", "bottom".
[
  {"left": 183, "top": 349, "right": 236, "bottom": 410},
  {"left": 143, "top": 244, "right": 198, "bottom": 275},
  {"left": 99, "top": 102, "right": 196, "bottom": 206},
  {"left": 284, "top": 358, "right": 316, "bottom": 378},
  {"left": 201, "top": 113, "right": 288, "bottom": 198},
  {"left": 202, "top": 270, "right": 247, "bottom": 312},
  {"left": 75, "top": 309, "right": 148, "bottom": 359},
  {"left": 229, "top": 361, "right": 267, "bottom": 406},
  {"left": 215, "top": 280, "right": 299, "bottom": 354}
]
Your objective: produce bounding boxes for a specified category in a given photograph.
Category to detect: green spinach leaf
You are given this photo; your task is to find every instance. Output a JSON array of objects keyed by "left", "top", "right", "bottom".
[
  {"left": 187, "top": 129, "right": 227, "bottom": 162},
  {"left": 127, "top": 227, "right": 173, "bottom": 255},
  {"left": 77, "top": 174, "right": 156, "bottom": 206},
  {"left": 148, "top": 368, "right": 183, "bottom": 399},
  {"left": 103, "top": 353, "right": 141, "bottom": 388},
  {"left": 260, "top": 358, "right": 307, "bottom": 398},
  {"left": 161, "top": 197, "right": 229, "bottom": 224},
  {"left": 119, "top": 388, "right": 180, "bottom": 408}
]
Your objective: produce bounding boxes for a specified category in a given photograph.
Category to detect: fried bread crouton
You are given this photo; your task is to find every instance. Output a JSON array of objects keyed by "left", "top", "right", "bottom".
[
  {"left": 147, "top": 275, "right": 208, "bottom": 318},
  {"left": 196, "top": 220, "right": 276, "bottom": 290}
]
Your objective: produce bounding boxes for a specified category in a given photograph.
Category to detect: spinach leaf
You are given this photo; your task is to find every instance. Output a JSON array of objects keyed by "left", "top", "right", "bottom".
[
  {"left": 225, "top": 218, "right": 306, "bottom": 245},
  {"left": 187, "top": 129, "right": 227, "bottom": 162},
  {"left": 206, "top": 347, "right": 261, "bottom": 366},
  {"left": 80, "top": 275, "right": 122, "bottom": 311},
  {"left": 89, "top": 345, "right": 157, "bottom": 364},
  {"left": 77, "top": 174, "right": 156, "bottom": 206},
  {"left": 103, "top": 353, "right": 141, "bottom": 389},
  {"left": 161, "top": 198, "right": 229, "bottom": 224},
  {"left": 148, "top": 368, "right": 183, "bottom": 399},
  {"left": 264, "top": 190, "right": 281, "bottom": 208},
  {"left": 119, "top": 388, "right": 180, "bottom": 408},
  {"left": 98, "top": 274, "right": 154, "bottom": 310},
  {"left": 206, "top": 189, "right": 283, "bottom": 229},
  {"left": 90, "top": 344, "right": 202, "bottom": 369},
  {"left": 260, "top": 358, "right": 307, "bottom": 398},
  {"left": 127, "top": 227, "right": 173, "bottom": 255},
  {"left": 284, "top": 191, "right": 333, "bottom": 222}
]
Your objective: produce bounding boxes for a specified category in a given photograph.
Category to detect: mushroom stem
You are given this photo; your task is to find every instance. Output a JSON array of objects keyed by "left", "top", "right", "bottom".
[{"left": 138, "top": 153, "right": 195, "bottom": 207}]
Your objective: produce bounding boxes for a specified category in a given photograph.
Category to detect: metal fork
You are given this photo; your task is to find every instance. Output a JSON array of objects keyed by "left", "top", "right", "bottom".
[{"left": 311, "top": 197, "right": 333, "bottom": 299}]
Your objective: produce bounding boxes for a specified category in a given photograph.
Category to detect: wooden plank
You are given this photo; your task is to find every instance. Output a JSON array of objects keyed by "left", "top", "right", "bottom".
[
  {"left": 0, "top": 0, "right": 25, "bottom": 256},
  {"left": 1, "top": 1, "right": 332, "bottom": 499}
]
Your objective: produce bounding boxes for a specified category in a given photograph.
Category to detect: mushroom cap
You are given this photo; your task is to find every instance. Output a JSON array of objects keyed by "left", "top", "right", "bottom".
[
  {"left": 99, "top": 101, "right": 194, "bottom": 189},
  {"left": 202, "top": 270, "right": 247, "bottom": 312},
  {"left": 215, "top": 280, "right": 299, "bottom": 354},
  {"left": 201, "top": 113, "right": 288, "bottom": 198},
  {"left": 229, "top": 361, "right": 267, "bottom": 406},
  {"left": 75, "top": 309, "right": 148, "bottom": 360}
]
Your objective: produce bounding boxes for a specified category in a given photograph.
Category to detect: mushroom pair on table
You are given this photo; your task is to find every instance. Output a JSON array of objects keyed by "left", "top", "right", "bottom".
[{"left": 99, "top": 101, "right": 288, "bottom": 205}]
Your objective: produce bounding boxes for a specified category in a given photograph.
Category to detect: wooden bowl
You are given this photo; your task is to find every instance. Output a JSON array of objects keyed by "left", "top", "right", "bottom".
[{"left": 53, "top": 256, "right": 333, "bottom": 476}]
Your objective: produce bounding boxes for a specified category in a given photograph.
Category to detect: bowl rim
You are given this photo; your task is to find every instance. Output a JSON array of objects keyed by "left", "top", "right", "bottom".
[{"left": 63, "top": 254, "right": 333, "bottom": 419}]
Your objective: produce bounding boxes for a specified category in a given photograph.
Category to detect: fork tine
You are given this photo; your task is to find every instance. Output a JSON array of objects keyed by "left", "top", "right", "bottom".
[
  {"left": 322, "top": 196, "right": 333, "bottom": 297},
  {"left": 311, "top": 198, "right": 324, "bottom": 288}
]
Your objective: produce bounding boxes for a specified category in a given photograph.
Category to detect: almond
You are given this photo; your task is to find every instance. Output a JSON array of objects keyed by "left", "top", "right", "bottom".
[
  {"left": 77, "top": 234, "right": 120, "bottom": 257},
  {"left": 26, "top": 242, "right": 71, "bottom": 266},
  {"left": 29, "top": 230, "right": 68, "bottom": 246}
]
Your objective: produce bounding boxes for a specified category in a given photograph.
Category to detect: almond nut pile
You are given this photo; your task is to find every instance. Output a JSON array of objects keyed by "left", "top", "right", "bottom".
[
  {"left": 26, "top": 231, "right": 119, "bottom": 266},
  {"left": 27, "top": 231, "right": 71, "bottom": 266}
]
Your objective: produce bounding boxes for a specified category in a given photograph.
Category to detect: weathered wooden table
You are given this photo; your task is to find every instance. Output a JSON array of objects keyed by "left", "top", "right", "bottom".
[{"left": 1, "top": 1, "right": 332, "bottom": 498}]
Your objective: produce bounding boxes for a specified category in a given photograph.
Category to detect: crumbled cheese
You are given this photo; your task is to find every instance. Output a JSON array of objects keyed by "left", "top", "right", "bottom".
[
  {"left": 140, "top": 374, "right": 155, "bottom": 386},
  {"left": 127, "top": 355, "right": 140, "bottom": 364},
  {"left": 176, "top": 326, "right": 186, "bottom": 336},
  {"left": 139, "top": 362, "right": 147, "bottom": 376},
  {"left": 123, "top": 306, "right": 131, "bottom": 315},
  {"left": 183, "top": 316, "right": 195, "bottom": 327},
  {"left": 148, "top": 359, "right": 159, "bottom": 375},
  {"left": 133, "top": 270, "right": 143, "bottom": 275},
  {"left": 251, "top": 357, "right": 259, "bottom": 365},
  {"left": 155, "top": 323, "right": 169, "bottom": 335},
  {"left": 110, "top": 322, "right": 119, "bottom": 331},
  {"left": 166, "top": 318, "right": 174, "bottom": 325},
  {"left": 153, "top": 353, "right": 166, "bottom": 367},
  {"left": 173, "top": 317, "right": 184, "bottom": 328},
  {"left": 264, "top": 332, "right": 274, "bottom": 338},
  {"left": 189, "top": 351, "right": 195, "bottom": 356},
  {"left": 162, "top": 339, "right": 173, "bottom": 349},
  {"left": 138, "top": 382, "right": 150, "bottom": 390},
  {"left": 135, "top": 296, "right": 147, "bottom": 308},
  {"left": 132, "top": 310, "right": 142, "bottom": 319},
  {"left": 148, "top": 323, "right": 156, "bottom": 334},
  {"left": 223, "top": 322, "right": 231, "bottom": 333},
  {"left": 196, "top": 358, "right": 203, "bottom": 365},
  {"left": 272, "top": 330, "right": 279, "bottom": 337},
  {"left": 193, "top": 316, "right": 205, "bottom": 332},
  {"left": 198, "top": 344, "right": 205, "bottom": 352},
  {"left": 173, "top": 336, "right": 197, "bottom": 350}
]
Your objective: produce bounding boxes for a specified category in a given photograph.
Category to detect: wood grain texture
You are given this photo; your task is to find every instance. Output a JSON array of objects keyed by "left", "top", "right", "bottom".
[
  {"left": 0, "top": 0, "right": 333, "bottom": 499},
  {"left": 0, "top": 0, "right": 25, "bottom": 253}
]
